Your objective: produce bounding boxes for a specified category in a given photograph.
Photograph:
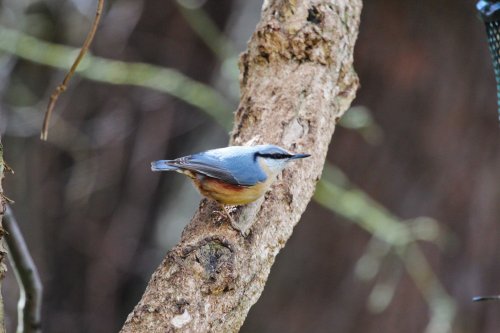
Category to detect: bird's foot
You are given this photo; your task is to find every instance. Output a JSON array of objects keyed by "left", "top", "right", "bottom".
[{"left": 214, "top": 203, "right": 249, "bottom": 236}]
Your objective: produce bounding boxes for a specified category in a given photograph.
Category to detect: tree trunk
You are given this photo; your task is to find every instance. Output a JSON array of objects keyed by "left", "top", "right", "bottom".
[
  {"left": 120, "top": 0, "right": 362, "bottom": 332},
  {"left": 0, "top": 139, "right": 8, "bottom": 333}
]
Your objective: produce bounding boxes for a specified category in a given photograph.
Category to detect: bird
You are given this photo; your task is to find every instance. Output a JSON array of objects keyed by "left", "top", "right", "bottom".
[{"left": 151, "top": 144, "right": 310, "bottom": 225}]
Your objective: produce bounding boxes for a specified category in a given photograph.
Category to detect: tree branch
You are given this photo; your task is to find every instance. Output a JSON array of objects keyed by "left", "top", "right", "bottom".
[
  {"left": 0, "top": 140, "right": 8, "bottom": 333},
  {"left": 120, "top": 0, "right": 362, "bottom": 332},
  {"left": 41, "top": 0, "right": 104, "bottom": 141},
  {"left": 0, "top": 26, "right": 233, "bottom": 130},
  {"left": 3, "top": 206, "right": 43, "bottom": 333}
]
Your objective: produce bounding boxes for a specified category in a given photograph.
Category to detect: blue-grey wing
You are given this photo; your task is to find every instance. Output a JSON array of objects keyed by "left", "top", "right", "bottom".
[{"left": 172, "top": 153, "right": 267, "bottom": 186}]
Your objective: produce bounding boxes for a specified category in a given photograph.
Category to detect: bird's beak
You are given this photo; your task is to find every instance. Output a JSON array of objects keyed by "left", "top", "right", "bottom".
[{"left": 290, "top": 153, "right": 311, "bottom": 159}]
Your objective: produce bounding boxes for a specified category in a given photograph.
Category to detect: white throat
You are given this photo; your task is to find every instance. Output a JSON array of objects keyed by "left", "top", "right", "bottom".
[{"left": 257, "top": 156, "right": 289, "bottom": 175}]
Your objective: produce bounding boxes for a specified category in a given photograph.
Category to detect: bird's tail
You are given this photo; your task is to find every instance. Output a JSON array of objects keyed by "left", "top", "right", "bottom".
[{"left": 151, "top": 160, "right": 178, "bottom": 171}]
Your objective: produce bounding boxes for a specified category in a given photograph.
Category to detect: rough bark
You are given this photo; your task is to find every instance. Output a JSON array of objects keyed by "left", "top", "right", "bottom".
[
  {"left": 120, "top": 0, "right": 362, "bottom": 332},
  {"left": 0, "top": 139, "right": 7, "bottom": 333}
]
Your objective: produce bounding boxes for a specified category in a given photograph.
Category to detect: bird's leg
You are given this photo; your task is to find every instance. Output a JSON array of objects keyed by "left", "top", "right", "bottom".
[
  {"left": 214, "top": 202, "right": 234, "bottom": 223},
  {"left": 213, "top": 201, "right": 243, "bottom": 232}
]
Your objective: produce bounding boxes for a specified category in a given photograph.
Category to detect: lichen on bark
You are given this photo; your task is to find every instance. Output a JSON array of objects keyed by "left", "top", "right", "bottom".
[
  {"left": 120, "top": 0, "right": 362, "bottom": 332},
  {"left": 0, "top": 140, "right": 8, "bottom": 333}
]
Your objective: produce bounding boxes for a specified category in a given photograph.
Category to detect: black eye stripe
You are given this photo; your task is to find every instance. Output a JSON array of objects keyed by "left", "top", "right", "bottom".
[{"left": 256, "top": 153, "right": 291, "bottom": 159}]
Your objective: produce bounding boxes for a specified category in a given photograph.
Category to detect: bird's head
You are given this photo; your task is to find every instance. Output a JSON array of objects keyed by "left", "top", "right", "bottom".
[{"left": 253, "top": 145, "right": 310, "bottom": 174}]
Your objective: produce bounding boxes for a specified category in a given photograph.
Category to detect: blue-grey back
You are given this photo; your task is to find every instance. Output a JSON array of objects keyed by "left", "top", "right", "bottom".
[
  {"left": 155, "top": 145, "right": 292, "bottom": 186},
  {"left": 187, "top": 145, "right": 274, "bottom": 186}
]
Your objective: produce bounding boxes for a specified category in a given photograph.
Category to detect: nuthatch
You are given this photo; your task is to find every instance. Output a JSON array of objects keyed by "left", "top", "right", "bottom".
[{"left": 151, "top": 144, "right": 310, "bottom": 223}]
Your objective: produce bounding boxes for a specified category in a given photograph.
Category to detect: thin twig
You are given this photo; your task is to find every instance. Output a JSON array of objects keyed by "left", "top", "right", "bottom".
[
  {"left": 40, "top": 0, "right": 104, "bottom": 141},
  {"left": 3, "top": 206, "right": 42, "bottom": 333},
  {"left": 472, "top": 295, "right": 500, "bottom": 302},
  {"left": 0, "top": 27, "right": 235, "bottom": 129}
]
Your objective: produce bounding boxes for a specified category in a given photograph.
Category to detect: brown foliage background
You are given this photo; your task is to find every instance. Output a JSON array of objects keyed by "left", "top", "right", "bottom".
[{"left": 1, "top": 0, "right": 499, "bottom": 332}]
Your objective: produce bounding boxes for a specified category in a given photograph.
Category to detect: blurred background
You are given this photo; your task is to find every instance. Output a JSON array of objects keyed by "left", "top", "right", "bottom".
[{"left": 1, "top": 0, "right": 500, "bottom": 332}]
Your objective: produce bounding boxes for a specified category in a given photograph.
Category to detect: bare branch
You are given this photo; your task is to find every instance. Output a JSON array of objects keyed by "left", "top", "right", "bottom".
[
  {"left": 0, "top": 26, "right": 233, "bottom": 130},
  {"left": 120, "top": 0, "right": 362, "bottom": 332},
  {"left": 40, "top": 0, "right": 104, "bottom": 141},
  {"left": 3, "top": 206, "right": 43, "bottom": 333}
]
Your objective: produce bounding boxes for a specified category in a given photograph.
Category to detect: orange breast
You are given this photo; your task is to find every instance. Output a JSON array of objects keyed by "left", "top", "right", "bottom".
[{"left": 192, "top": 176, "right": 271, "bottom": 205}]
